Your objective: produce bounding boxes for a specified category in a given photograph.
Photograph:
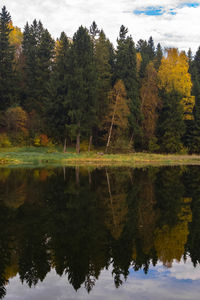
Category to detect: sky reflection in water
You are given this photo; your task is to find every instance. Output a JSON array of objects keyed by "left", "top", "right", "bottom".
[{"left": 5, "top": 258, "right": 200, "bottom": 300}]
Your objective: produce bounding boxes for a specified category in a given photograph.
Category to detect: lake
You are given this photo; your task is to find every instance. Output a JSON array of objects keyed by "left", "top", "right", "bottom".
[{"left": 0, "top": 166, "right": 200, "bottom": 299}]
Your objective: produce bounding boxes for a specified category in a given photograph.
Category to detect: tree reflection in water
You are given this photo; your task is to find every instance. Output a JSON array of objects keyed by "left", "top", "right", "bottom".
[{"left": 0, "top": 166, "right": 199, "bottom": 298}]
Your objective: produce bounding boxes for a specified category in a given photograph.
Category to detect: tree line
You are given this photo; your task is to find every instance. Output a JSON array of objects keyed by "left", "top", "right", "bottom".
[{"left": 1, "top": 6, "right": 200, "bottom": 153}]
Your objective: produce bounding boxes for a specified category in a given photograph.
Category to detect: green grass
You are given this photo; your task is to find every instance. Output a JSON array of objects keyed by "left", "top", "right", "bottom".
[{"left": 1, "top": 146, "right": 200, "bottom": 167}]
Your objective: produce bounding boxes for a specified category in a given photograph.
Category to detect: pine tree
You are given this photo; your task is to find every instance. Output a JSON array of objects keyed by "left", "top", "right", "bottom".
[
  {"left": 0, "top": 6, "right": 15, "bottom": 110},
  {"left": 115, "top": 25, "right": 140, "bottom": 149},
  {"left": 67, "top": 26, "right": 98, "bottom": 153}
]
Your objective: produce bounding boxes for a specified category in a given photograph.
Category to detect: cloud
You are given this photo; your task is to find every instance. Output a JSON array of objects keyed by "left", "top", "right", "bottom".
[{"left": 1, "top": 0, "right": 200, "bottom": 52}]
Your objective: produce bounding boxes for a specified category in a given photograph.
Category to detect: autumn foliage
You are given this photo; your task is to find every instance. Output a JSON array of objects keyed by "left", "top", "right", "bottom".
[{"left": 1, "top": 6, "right": 200, "bottom": 153}]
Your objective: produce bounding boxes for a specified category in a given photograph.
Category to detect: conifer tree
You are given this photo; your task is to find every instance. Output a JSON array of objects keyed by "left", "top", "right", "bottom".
[
  {"left": 45, "top": 32, "right": 70, "bottom": 145},
  {"left": 89, "top": 21, "right": 100, "bottom": 43},
  {"left": 157, "top": 90, "right": 185, "bottom": 153},
  {"left": 22, "top": 20, "right": 54, "bottom": 115},
  {"left": 115, "top": 25, "right": 140, "bottom": 149},
  {"left": 137, "top": 37, "right": 155, "bottom": 79},
  {"left": 187, "top": 47, "right": 200, "bottom": 152},
  {"left": 154, "top": 43, "right": 163, "bottom": 71},
  {"left": 147, "top": 36, "right": 155, "bottom": 61},
  {"left": 67, "top": 26, "right": 97, "bottom": 153},
  {"left": 95, "top": 30, "right": 113, "bottom": 141},
  {"left": 0, "top": 6, "right": 15, "bottom": 110}
]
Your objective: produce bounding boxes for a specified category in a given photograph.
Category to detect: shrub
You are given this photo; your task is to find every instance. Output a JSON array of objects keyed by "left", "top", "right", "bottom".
[
  {"left": 149, "top": 137, "right": 160, "bottom": 153},
  {"left": 0, "top": 133, "right": 12, "bottom": 147},
  {"left": 33, "top": 134, "right": 53, "bottom": 147},
  {"left": 40, "top": 134, "right": 49, "bottom": 146},
  {"left": 80, "top": 140, "right": 89, "bottom": 151}
]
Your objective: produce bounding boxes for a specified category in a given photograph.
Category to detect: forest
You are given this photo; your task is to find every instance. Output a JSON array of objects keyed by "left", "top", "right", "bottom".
[{"left": 1, "top": 6, "right": 200, "bottom": 154}]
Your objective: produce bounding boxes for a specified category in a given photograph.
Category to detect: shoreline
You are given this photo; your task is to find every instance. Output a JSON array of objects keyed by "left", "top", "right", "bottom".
[{"left": 1, "top": 147, "right": 200, "bottom": 167}]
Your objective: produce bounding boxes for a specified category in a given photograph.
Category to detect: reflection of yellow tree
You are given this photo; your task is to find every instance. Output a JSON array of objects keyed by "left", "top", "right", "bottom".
[
  {"left": 104, "top": 170, "right": 128, "bottom": 240},
  {"left": 154, "top": 198, "right": 192, "bottom": 266}
]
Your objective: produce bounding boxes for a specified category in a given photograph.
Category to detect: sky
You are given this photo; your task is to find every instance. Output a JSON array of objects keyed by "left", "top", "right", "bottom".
[
  {"left": 1, "top": 0, "right": 200, "bottom": 52},
  {"left": 4, "top": 259, "right": 200, "bottom": 300}
]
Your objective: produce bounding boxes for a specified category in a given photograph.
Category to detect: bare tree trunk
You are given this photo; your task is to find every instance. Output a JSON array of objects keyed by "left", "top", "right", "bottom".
[
  {"left": 76, "top": 133, "right": 80, "bottom": 154},
  {"left": 105, "top": 94, "right": 119, "bottom": 153},
  {"left": 88, "top": 135, "right": 93, "bottom": 152},
  {"left": 76, "top": 166, "right": 80, "bottom": 186},
  {"left": 129, "top": 132, "right": 134, "bottom": 147},
  {"left": 63, "top": 138, "right": 67, "bottom": 153}
]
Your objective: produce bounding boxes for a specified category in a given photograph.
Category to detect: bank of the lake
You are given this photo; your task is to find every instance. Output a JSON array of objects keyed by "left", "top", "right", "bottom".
[{"left": 1, "top": 147, "right": 200, "bottom": 167}]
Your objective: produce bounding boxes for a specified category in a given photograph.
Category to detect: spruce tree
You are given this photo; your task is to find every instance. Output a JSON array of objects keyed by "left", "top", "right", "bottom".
[
  {"left": 157, "top": 90, "right": 185, "bottom": 153},
  {"left": 67, "top": 26, "right": 98, "bottom": 153},
  {"left": 22, "top": 20, "right": 54, "bottom": 115},
  {"left": 0, "top": 6, "right": 15, "bottom": 110},
  {"left": 37, "top": 29, "right": 55, "bottom": 106},
  {"left": 154, "top": 43, "right": 163, "bottom": 71},
  {"left": 187, "top": 47, "right": 200, "bottom": 152},
  {"left": 147, "top": 36, "right": 155, "bottom": 61},
  {"left": 137, "top": 37, "right": 155, "bottom": 79},
  {"left": 45, "top": 32, "right": 71, "bottom": 144},
  {"left": 95, "top": 30, "right": 113, "bottom": 143},
  {"left": 115, "top": 25, "right": 140, "bottom": 149}
]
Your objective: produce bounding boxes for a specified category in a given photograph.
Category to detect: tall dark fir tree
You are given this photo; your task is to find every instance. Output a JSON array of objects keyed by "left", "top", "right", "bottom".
[
  {"left": 0, "top": 6, "right": 15, "bottom": 110},
  {"left": 187, "top": 47, "right": 200, "bottom": 152},
  {"left": 115, "top": 25, "right": 140, "bottom": 149},
  {"left": 157, "top": 89, "right": 185, "bottom": 153},
  {"left": 22, "top": 20, "right": 54, "bottom": 115},
  {"left": 45, "top": 32, "right": 71, "bottom": 144},
  {"left": 67, "top": 26, "right": 98, "bottom": 153}
]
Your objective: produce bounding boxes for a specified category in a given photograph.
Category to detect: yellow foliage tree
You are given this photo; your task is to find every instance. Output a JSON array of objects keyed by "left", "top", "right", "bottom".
[
  {"left": 141, "top": 62, "right": 161, "bottom": 148},
  {"left": 104, "top": 80, "right": 130, "bottom": 152},
  {"left": 136, "top": 52, "right": 142, "bottom": 73},
  {"left": 158, "top": 48, "right": 194, "bottom": 120},
  {"left": 8, "top": 21, "right": 23, "bottom": 57},
  {"left": 5, "top": 106, "right": 28, "bottom": 135}
]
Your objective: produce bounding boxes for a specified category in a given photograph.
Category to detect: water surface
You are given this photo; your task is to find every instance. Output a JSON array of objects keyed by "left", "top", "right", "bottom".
[{"left": 0, "top": 166, "right": 200, "bottom": 299}]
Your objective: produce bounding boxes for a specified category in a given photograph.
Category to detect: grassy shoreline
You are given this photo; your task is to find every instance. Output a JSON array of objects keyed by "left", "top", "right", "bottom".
[{"left": 1, "top": 147, "right": 200, "bottom": 167}]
